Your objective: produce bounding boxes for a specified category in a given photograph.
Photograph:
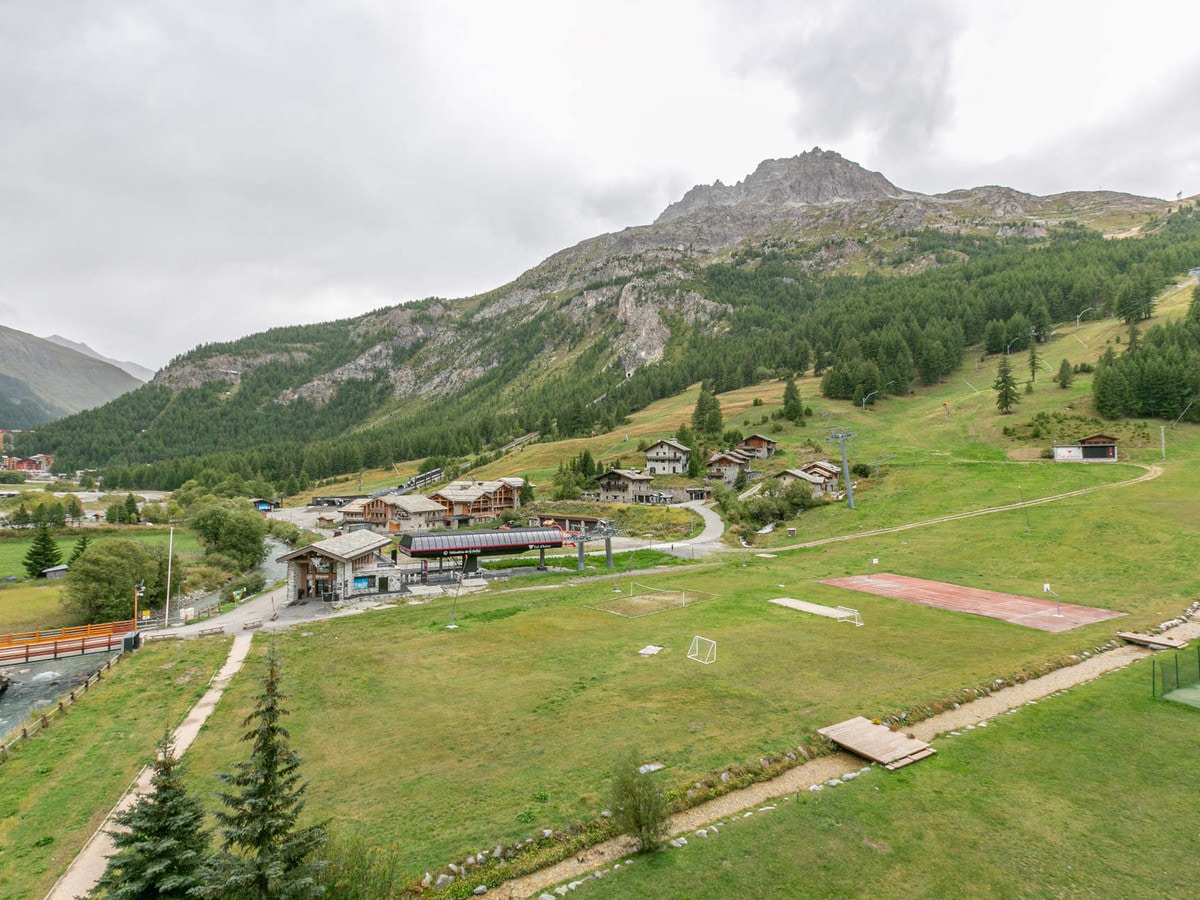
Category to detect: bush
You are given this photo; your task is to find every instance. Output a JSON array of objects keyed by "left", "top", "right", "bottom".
[
  {"left": 608, "top": 749, "right": 669, "bottom": 852},
  {"left": 223, "top": 571, "right": 266, "bottom": 602}
]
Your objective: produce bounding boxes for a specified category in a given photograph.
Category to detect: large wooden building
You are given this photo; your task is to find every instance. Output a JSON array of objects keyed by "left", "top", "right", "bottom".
[{"left": 427, "top": 477, "right": 527, "bottom": 527}]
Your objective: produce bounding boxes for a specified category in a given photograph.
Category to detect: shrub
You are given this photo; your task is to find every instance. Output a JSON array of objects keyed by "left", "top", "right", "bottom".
[{"left": 608, "top": 749, "right": 669, "bottom": 852}]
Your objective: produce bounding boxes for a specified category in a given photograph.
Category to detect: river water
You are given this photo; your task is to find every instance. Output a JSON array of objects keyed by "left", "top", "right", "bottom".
[
  {"left": 0, "top": 652, "right": 119, "bottom": 742},
  {"left": 0, "top": 537, "right": 289, "bottom": 741}
]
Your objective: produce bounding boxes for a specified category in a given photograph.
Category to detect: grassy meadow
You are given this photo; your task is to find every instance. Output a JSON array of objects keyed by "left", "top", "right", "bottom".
[
  {"left": 0, "top": 528, "right": 207, "bottom": 634},
  {"left": 0, "top": 639, "right": 232, "bottom": 900},
  {"left": 12, "top": 278, "right": 1200, "bottom": 893},
  {"left": 578, "top": 660, "right": 1200, "bottom": 899}
]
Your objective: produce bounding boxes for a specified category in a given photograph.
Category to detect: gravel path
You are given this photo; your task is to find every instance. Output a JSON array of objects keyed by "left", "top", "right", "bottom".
[
  {"left": 487, "top": 618, "right": 1199, "bottom": 899},
  {"left": 44, "top": 635, "right": 255, "bottom": 900}
]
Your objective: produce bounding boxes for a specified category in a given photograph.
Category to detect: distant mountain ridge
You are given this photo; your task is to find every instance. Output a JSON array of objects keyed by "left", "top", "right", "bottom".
[
  {"left": 0, "top": 325, "right": 144, "bottom": 429},
  {"left": 42, "top": 335, "right": 154, "bottom": 382}
]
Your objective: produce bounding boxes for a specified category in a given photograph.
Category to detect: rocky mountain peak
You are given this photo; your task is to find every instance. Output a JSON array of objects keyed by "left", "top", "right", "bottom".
[{"left": 654, "top": 147, "right": 913, "bottom": 225}]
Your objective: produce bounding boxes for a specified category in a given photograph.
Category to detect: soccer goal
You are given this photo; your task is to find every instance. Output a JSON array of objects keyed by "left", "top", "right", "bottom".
[
  {"left": 835, "top": 606, "right": 863, "bottom": 627},
  {"left": 688, "top": 635, "right": 717, "bottom": 665}
]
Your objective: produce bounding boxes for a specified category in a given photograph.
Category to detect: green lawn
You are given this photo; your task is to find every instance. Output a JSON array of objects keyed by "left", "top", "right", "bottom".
[
  {"left": 183, "top": 453, "right": 1200, "bottom": 876},
  {"left": 179, "top": 391, "right": 1200, "bottom": 880},
  {"left": 579, "top": 661, "right": 1200, "bottom": 898},
  {"left": 14, "top": 292, "right": 1200, "bottom": 894},
  {"left": 0, "top": 638, "right": 232, "bottom": 900},
  {"left": 0, "top": 528, "right": 208, "bottom": 633},
  {"left": 0, "top": 582, "right": 74, "bottom": 634}
]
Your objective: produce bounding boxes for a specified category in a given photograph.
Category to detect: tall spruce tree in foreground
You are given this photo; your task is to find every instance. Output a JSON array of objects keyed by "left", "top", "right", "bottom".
[
  {"left": 993, "top": 355, "right": 1021, "bottom": 414},
  {"left": 22, "top": 522, "right": 62, "bottom": 578},
  {"left": 89, "top": 733, "right": 209, "bottom": 900},
  {"left": 198, "top": 647, "right": 327, "bottom": 899}
]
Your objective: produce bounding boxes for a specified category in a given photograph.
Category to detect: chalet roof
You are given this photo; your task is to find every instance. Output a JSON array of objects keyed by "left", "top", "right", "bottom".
[
  {"left": 1078, "top": 433, "right": 1119, "bottom": 445},
  {"left": 801, "top": 460, "right": 840, "bottom": 476},
  {"left": 375, "top": 492, "right": 446, "bottom": 513},
  {"left": 599, "top": 468, "right": 653, "bottom": 483},
  {"left": 646, "top": 438, "right": 692, "bottom": 453},
  {"left": 740, "top": 434, "right": 777, "bottom": 445},
  {"left": 431, "top": 478, "right": 524, "bottom": 502},
  {"left": 340, "top": 498, "right": 368, "bottom": 514},
  {"left": 709, "top": 449, "right": 751, "bottom": 465},
  {"left": 276, "top": 530, "right": 391, "bottom": 564},
  {"left": 781, "top": 468, "right": 824, "bottom": 485}
]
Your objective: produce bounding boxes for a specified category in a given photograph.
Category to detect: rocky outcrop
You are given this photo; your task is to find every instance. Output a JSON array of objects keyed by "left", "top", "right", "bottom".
[
  {"left": 153, "top": 351, "right": 300, "bottom": 391},
  {"left": 655, "top": 148, "right": 913, "bottom": 225}
]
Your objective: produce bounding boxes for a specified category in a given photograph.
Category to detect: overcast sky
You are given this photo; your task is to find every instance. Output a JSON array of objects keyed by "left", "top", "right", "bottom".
[{"left": 3, "top": 1, "right": 1198, "bottom": 370}]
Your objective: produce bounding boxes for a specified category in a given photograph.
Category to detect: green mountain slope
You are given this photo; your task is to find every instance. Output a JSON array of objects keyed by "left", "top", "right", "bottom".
[
  {"left": 0, "top": 325, "right": 144, "bottom": 428},
  {"left": 15, "top": 150, "right": 1199, "bottom": 487}
]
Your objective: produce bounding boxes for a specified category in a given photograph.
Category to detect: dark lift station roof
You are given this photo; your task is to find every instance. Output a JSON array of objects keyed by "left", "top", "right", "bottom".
[{"left": 398, "top": 527, "right": 565, "bottom": 573}]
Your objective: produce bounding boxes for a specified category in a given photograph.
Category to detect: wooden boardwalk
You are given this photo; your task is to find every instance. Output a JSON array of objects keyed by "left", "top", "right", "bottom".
[
  {"left": 1118, "top": 631, "right": 1189, "bottom": 650},
  {"left": 818, "top": 716, "right": 936, "bottom": 770}
]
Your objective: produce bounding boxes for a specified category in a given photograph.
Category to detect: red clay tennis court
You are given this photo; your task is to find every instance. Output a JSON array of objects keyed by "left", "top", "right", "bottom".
[{"left": 819, "top": 573, "right": 1125, "bottom": 633}]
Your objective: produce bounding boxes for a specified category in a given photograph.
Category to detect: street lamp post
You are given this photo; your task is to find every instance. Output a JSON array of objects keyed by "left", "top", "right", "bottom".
[
  {"left": 862, "top": 381, "right": 895, "bottom": 411},
  {"left": 1006, "top": 337, "right": 1020, "bottom": 356},
  {"left": 1075, "top": 307, "right": 1092, "bottom": 327}
]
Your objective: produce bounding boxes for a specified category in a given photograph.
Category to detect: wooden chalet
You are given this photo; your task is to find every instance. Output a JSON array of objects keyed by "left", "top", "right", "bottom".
[
  {"left": 644, "top": 438, "right": 692, "bottom": 475},
  {"left": 355, "top": 492, "right": 447, "bottom": 534},
  {"left": 707, "top": 449, "right": 753, "bottom": 484},
  {"left": 736, "top": 434, "right": 778, "bottom": 459},
  {"left": 778, "top": 468, "right": 828, "bottom": 493},
  {"left": 428, "top": 477, "right": 526, "bottom": 527},
  {"left": 795, "top": 460, "right": 840, "bottom": 494}
]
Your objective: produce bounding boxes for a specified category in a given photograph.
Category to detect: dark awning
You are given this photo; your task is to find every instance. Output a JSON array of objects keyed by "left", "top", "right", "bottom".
[{"left": 398, "top": 527, "right": 565, "bottom": 558}]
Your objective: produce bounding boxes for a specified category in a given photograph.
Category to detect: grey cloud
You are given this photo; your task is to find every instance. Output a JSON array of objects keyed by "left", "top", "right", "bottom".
[{"left": 716, "top": 0, "right": 966, "bottom": 156}]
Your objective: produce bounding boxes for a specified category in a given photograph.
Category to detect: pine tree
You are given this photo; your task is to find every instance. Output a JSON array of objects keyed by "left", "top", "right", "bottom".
[
  {"left": 1028, "top": 338, "right": 1039, "bottom": 383},
  {"left": 23, "top": 522, "right": 62, "bottom": 578},
  {"left": 198, "top": 647, "right": 327, "bottom": 899},
  {"left": 68, "top": 533, "right": 92, "bottom": 565},
  {"left": 782, "top": 378, "right": 803, "bottom": 422},
  {"left": 993, "top": 356, "right": 1020, "bottom": 414},
  {"left": 1057, "top": 358, "right": 1074, "bottom": 389},
  {"left": 89, "top": 733, "right": 209, "bottom": 900}
]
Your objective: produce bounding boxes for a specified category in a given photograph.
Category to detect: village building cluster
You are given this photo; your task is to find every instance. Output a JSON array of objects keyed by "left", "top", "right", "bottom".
[{"left": 2, "top": 453, "right": 53, "bottom": 473}]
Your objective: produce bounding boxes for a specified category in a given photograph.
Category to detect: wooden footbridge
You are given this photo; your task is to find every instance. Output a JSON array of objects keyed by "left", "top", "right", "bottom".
[{"left": 0, "top": 620, "right": 137, "bottom": 665}]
